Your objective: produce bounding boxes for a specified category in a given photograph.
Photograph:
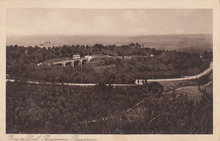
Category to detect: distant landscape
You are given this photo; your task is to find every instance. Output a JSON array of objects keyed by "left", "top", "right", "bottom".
[
  {"left": 6, "top": 37, "right": 213, "bottom": 133},
  {"left": 7, "top": 34, "right": 212, "bottom": 53},
  {"left": 6, "top": 8, "right": 213, "bottom": 135},
  {"left": 6, "top": 39, "right": 212, "bottom": 84}
]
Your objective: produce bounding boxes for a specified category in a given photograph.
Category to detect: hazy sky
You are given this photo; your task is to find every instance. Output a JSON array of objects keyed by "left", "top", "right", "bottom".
[{"left": 7, "top": 9, "right": 212, "bottom": 36}]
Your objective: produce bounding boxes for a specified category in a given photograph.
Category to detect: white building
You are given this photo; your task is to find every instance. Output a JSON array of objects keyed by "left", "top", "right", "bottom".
[
  {"left": 72, "top": 54, "right": 80, "bottom": 59},
  {"left": 135, "top": 79, "right": 146, "bottom": 85},
  {"left": 85, "top": 55, "right": 93, "bottom": 61}
]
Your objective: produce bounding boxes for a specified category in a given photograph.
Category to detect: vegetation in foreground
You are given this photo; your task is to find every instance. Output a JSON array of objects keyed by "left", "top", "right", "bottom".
[{"left": 6, "top": 82, "right": 212, "bottom": 134}]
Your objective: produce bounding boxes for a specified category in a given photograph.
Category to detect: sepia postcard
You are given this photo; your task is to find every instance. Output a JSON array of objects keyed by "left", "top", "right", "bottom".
[{"left": 0, "top": 0, "right": 220, "bottom": 141}]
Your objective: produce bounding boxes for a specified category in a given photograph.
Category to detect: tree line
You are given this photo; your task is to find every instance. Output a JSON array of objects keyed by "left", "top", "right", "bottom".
[{"left": 7, "top": 44, "right": 213, "bottom": 83}]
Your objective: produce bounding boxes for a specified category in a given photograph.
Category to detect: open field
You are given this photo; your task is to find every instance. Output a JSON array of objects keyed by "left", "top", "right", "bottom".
[{"left": 176, "top": 86, "right": 202, "bottom": 103}]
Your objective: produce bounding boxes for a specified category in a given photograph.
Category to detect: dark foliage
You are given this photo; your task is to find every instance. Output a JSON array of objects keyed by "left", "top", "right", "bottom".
[
  {"left": 6, "top": 44, "right": 213, "bottom": 134},
  {"left": 148, "top": 82, "right": 164, "bottom": 97},
  {"left": 6, "top": 82, "right": 212, "bottom": 134},
  {"left": 6, "top": 44, "right": 212, "bottom": 83}
]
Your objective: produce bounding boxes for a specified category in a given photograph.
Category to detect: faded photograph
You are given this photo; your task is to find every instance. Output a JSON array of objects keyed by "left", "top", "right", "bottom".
[{"left": 6, "top": 9, "right": 213, "bottom": 134}]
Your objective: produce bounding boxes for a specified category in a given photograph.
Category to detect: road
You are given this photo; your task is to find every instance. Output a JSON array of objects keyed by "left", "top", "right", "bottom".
[
  {"left": 6, "top": 62, "right": 213, "bottom": 86},
  {"left": 6, "top": 79, "right": 136, "bottom": 87},
  {"left": 147, "top": 62, "right": 213, "bottom": 82}
]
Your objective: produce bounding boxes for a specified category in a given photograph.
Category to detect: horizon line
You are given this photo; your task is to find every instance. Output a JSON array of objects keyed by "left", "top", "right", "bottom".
[{"left": 7, "top": 33, "right": 212, "bottom": 37}]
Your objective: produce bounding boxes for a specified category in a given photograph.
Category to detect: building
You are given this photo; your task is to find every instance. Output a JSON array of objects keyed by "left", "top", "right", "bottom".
[
  {"left": 135, "top": 79, "right": 146, "bottom": 85},
  {"left": 72, "top": 54, "right": 80, "bottom": 59},
  {"left": 85, "top": 55, "right": 93, "bottom": 61}
]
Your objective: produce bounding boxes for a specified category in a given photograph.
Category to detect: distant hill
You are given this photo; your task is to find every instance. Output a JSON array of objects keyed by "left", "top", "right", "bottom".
[{"left": 7, "top": 34, "right": 212, "bottom": 53}]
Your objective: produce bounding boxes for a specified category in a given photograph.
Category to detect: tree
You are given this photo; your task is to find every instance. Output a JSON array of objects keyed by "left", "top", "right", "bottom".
[{"left": 148, "top": 82, "right": 164, "bottom": 97}]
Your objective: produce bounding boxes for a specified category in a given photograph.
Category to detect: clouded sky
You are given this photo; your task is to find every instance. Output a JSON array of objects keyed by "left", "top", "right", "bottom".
[{"left": 7, "top": 9, "right": 212, "bottom": 36}]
